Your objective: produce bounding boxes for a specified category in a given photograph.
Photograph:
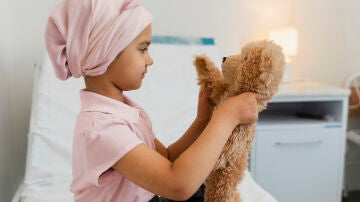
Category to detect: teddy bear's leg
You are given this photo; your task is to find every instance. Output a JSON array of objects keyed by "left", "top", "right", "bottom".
[
  {"left": 205, "top": 165, "right": 243, "bottom": 202},
  {"left": 205, "top": 151, "right": 249, "bottom": 202}
]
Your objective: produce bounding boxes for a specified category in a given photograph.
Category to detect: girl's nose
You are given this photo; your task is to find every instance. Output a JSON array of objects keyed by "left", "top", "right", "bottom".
[{"left": 146, "top": 55, "right": 153, "bottom": 66}]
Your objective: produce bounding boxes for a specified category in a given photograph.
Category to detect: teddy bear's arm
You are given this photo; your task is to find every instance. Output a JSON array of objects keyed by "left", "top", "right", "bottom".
[
  {"left": 194, "top": 55, "right": 219, "bottom": 86},
  {"left": 194, "top": 55, "right": 227, "bottom": 105}
]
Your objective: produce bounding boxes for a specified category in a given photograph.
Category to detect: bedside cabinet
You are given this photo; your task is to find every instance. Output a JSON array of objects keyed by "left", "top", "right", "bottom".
[{"left": 250, "top": 81, "right": 350, "bottom": 202}]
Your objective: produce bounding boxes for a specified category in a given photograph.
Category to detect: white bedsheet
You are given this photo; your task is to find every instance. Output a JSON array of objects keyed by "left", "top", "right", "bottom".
[{"left": 14, "top": 36, "right": 276, "bottom": 202}]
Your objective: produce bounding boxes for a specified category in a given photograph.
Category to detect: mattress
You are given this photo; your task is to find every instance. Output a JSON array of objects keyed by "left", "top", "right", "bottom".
[{"left": 13, "top": 36, "right": 276, "bottom": 202}]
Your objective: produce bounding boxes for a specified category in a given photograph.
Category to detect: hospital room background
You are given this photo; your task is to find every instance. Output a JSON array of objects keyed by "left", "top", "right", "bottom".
[{"left": 1, "top": 0, "right": 360, "bottom": 201}]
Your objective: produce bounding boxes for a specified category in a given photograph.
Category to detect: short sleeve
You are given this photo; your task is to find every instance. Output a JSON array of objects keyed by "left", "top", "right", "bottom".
[{"left": 82, "top": 117, "right": 143, "bottom": 186}]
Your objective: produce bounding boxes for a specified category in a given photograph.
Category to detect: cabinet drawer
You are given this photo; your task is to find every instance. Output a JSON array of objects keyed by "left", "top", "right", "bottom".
[{"left": 251, "top": 128, "right": 345, "bottom": 202}]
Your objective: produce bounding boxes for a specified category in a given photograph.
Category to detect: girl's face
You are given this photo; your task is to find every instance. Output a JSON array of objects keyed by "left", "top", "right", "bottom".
[{"left": 107, "top": 25, "right": 153, "bottom": 91}]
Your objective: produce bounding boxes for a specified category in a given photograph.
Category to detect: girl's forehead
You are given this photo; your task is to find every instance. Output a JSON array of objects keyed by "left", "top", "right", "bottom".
[{"left": 134, "top": 25, "right": 152, "bottom": 43}]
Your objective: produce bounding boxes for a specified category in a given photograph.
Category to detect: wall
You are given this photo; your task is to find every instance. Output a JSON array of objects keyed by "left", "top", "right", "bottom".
[
  {"left": 345, "top": 0, "right": 360, "bottom": 87},
  {"left": 292, "top": 0, "right": 351, "bottom": 86},
  {"left": 147, "top": 0, "right": 360, "bottom": 86},
  {"left": 0, "top": 0, "right": 60, "bottom": 201},
  {"left": 144, "top": 0, "right": 221, "bottom": 39},
  {"left": 209, "top": 0, "right": 358, "bottom": 87},
  {"left": 0, "top": 1, "right": 21, "bottom": 201},
  {"left": 1, "top": 0, "right": 359, "bottom": 201},
  {"left": 0, "top": 68, "right": 11, "bottom": 200}
]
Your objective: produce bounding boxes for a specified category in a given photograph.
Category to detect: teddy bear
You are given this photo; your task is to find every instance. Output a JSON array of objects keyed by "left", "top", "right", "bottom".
[{"left": 194, "top": 40, "right": 285, "bottom": 202}]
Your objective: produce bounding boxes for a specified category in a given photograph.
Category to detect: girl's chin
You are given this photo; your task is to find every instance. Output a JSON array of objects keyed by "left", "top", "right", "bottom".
[
  {"left": 134, "top": 82, "right": 143, "bottom": 90},
  {"left": 124, "top": 82, "right": 142, "bottom": 91}
]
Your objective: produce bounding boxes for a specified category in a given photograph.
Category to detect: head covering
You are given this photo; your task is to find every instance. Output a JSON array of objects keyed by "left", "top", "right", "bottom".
[{"left": 45, "top": 0, "right": 153, "bottom": 80}]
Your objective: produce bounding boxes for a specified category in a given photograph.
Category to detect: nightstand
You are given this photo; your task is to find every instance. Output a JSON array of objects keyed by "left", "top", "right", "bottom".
[{"left": 250, "top": 81, "right": 351, "bottom": 202}]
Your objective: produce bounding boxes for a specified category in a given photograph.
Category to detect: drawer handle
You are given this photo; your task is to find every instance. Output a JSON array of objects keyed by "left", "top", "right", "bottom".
[{"left": 274, "top": 140, "right": 323, "bottom": 146}]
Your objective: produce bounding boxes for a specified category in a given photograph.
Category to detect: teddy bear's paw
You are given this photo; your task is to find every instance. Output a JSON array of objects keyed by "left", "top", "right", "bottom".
[
  {"left": 194, "top": 55, "right": 225, "bottom": 88},
  {"left": 234, "top": 190, "right": 241, "bottom": 202},
  {"left": 194, "top": 55, "right": 211, "bottom": 75},
  {"left": 194, "top": 56, "right": 212, "bottom": 87}
]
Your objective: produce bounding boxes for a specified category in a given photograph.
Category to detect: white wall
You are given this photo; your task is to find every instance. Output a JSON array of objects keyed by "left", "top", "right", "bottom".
[
  {"left": 0, "top": 0, "right": 60, "bottom": 201},
  {"left": 0, "top": 2, "right": 11, "bottom": 201},
  {"left": 292, "top": 0, "right": 351, "bottom": 86},
  {"left": 1, "top": 0, "right": 359, "bottom": 201},
  {"left": 0, "top": 68, "right": 11, "bottom": 201},
  {"left": 212, "top": 0, "right": 358, "bottom": 87},
  {"left": 146, "top": 0, "right": 360, "bottom": 85},
  {"left": 345, "top": 0, "right": 360, "bottom": 86}
]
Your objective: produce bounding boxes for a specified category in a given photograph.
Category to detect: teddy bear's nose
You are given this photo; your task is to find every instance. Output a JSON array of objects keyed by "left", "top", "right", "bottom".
[{"left": 222, "top": 57, "right": 227, "bottom": 63}]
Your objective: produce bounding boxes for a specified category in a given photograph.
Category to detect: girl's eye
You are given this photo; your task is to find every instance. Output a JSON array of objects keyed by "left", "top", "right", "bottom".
[{"left": 140, "top": 48, "right": 148, "bottom": 53}]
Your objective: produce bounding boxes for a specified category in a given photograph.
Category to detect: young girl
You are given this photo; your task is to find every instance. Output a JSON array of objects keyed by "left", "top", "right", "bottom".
[{"left": 45, "top": 0, "right": 267, "bottom": 201}]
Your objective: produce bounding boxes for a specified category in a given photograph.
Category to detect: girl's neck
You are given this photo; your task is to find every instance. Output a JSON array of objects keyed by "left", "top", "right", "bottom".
[{"left": 84, "top": 76, "right": 124, "bottom": 102}]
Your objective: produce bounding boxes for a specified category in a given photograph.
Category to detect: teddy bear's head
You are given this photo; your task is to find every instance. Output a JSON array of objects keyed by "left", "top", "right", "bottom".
[
  {"left": 194, "top": 40, "right": 285, "bottom": 109},
  {"left": 222, "top": 40, "right": 285, "bottom": 98}
]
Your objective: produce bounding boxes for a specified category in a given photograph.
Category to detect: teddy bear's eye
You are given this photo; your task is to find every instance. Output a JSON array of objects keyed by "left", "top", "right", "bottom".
[{"left": 243, "top": 55, "right": 248, "bottom": 62}]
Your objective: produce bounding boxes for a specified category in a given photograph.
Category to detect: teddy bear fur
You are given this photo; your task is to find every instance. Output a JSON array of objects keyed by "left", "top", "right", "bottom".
[{"left": 194, "top": 40, "right": 285, "bottom": 202}]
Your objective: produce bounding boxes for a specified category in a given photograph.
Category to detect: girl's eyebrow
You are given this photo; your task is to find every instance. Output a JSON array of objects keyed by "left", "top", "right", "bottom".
[{"left": 139, "top": 41, "right": 151, "bottom": 46}]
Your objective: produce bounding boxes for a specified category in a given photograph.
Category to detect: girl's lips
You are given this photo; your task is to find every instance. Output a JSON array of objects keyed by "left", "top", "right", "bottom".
[{"left": 142, "top": 69, "right": 147, "bottom": 78}]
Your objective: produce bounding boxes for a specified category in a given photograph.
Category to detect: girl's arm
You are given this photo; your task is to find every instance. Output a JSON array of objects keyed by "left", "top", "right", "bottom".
[
  {"left": 112, "top": 92, "right": 263, "bottom": 201},
  {"left": 155, "top": 86, "right": 213, "bottom": 162},
  {"left": 155, "top": 117, "right": 208, "bottom": 162}
]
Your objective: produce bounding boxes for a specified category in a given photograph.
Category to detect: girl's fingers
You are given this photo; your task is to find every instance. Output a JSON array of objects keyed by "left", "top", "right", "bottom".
[{"left": 255, "top": 94, "right": 271, "bottom": 101}]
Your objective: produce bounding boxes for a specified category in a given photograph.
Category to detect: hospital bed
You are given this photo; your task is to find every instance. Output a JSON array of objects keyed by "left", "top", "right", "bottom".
[{"left": 12, "top": 36, "right": 277, "bottom": 202}]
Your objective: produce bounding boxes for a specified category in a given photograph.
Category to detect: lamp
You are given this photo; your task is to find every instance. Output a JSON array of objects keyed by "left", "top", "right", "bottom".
[{"left": 269, "top": 27, "right": 298, "bottom": 83}]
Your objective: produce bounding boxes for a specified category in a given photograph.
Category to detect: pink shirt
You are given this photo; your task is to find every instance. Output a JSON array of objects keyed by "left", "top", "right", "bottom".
[{"left": 70, "top": 90, "right": 156, "bottom": 202}]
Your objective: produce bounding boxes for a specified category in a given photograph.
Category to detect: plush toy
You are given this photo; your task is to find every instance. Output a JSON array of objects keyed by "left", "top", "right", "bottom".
[{"left": 194, "top": 40, "right": 285, "bottom": 202}]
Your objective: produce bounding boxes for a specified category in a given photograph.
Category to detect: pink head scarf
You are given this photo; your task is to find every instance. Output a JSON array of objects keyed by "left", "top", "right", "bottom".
[{"left": 45, "top": 0, "right": 153, "bottom": 80}]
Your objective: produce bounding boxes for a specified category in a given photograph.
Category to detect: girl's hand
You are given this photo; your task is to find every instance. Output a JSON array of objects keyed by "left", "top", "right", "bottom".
[
  {"left": 213, "top": 92, "right": 268, "bottom": 127},
  {"left": 195, "top": 85, "right": 214, "bottom": 125}
]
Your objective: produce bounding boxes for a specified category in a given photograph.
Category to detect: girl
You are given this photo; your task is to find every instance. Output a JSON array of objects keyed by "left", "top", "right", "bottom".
[{"left": 45, "top": 0, "right": 267, "bottom": 201}]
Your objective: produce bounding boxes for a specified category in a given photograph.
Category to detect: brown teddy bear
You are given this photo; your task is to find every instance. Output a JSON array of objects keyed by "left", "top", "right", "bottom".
[{"left": 194, "top": 40, "right": 285, "bottom": 202}]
